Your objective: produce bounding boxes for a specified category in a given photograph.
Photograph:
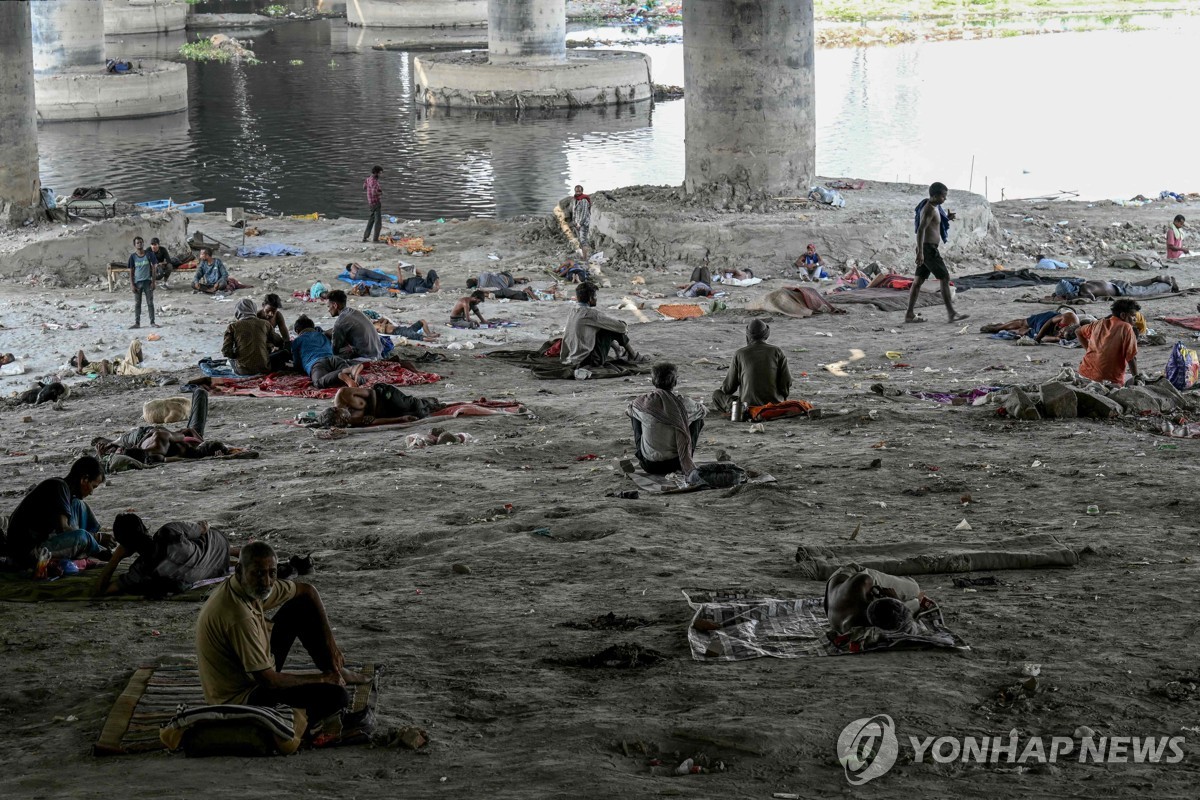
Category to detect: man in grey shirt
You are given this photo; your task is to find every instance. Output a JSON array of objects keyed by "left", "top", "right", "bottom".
[
  {"left": 127, "top": 236, "right": 158, "bottom": 329},
  {"left": 468, "top": 271, "right": 536, "bottom": 301},
  {"left": 561, "top": 282, "right": 644, "bottom": 368},
  {"left": 96, "top": 514, "right": 232, "bottom": 597},
  {"left": 326, "top": 289, "right": 383, "bottom": 359}
]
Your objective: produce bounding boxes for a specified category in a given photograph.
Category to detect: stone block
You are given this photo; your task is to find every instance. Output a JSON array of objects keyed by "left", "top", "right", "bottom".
[
  {"left": 1002, "top": 387, "right": 1041, "bottom": 421},
  {"left": 1072, "top": 388, "right": 1122, "bottom": 419},
  {"left": 1110, "top": 386, "right": 1167, "bottom": 415},
  {"left": 1040, "top": 382, "right": 1078, "bottom": 419}
]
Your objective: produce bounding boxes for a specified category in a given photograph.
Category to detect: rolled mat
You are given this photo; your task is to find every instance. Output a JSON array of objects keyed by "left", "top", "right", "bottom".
[{"left": 794, "top": 533, "right": 1078, "bottom": 580}]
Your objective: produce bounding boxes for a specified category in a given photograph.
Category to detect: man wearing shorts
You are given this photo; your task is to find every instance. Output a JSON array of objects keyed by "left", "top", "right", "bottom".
[{"left": 906, "top": 182, "right": 968, "bottom": 324}]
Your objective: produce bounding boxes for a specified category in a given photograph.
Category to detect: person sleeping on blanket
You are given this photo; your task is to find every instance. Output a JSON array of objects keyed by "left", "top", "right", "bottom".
[
  {"left": 825, "top": 564, "right": 926, "bottom": 634},
  {"left": 980, "top": 309, "right": 1079, "bottom": 342},
  {"left": 327, "top": 383, "right": 444, "bottom": 427},
  {"left": 1053, "top": 275, "right": 1178, "bottom": 301}
]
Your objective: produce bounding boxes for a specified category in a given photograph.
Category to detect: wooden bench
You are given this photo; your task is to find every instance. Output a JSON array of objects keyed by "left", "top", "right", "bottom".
[{"left": 106, "top": 265, "right": 130, "bottom": 292}]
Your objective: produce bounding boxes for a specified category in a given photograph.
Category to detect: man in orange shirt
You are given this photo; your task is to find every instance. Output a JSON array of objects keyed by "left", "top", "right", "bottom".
[{"left": 1077, "top": 299, "right": 1140, "bottom": 386}]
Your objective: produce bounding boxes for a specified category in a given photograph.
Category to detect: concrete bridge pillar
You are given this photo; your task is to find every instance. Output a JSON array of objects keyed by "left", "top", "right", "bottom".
[
  {"left": 684, "top": 0, "right": 816, "bottom": 198},
  {"left": 488, "top": 0, "right": 564, "bottom": 65},
  {"left": 31, "top": 0, "right": 106, "bottom": 74},
  {"left": 415, "top": 0, "right": 649, "bottom": 109},
  {"left": 29, "top": 0, "right": 189, "bottom": 122},
  {"left": 0, "top": 1, "right": 42, "bottom": 225}
]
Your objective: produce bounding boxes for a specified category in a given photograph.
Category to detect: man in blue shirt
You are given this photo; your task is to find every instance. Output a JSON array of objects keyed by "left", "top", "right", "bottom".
[
  {"left": 127, "top": 236, "right": 158, "bottom": 328},
  {"left": 193, "top": 247, "right": 229, "bottom": 294},
  {"left": 290, "top": 315, "right": 363, "bottom": 388}
]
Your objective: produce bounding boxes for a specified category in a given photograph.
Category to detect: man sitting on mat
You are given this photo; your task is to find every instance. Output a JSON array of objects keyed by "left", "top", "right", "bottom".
[
  {"left": 3, "top": 456, "right": 110, "bottom": 569},
  {"left": 196, "top": 541, "right": 370, "bottom": 727},
  {"left": 712, "top": 319, "right": 792, "bottom": 414},
  {"left": 291, "top": 315, "right": 364, "bottom": 389},
  {"left": 561, "top": 282, "right": 646, "bottom": 368},
  {"left": 627, "top": 362, "right": 705, "bottom": 479}
]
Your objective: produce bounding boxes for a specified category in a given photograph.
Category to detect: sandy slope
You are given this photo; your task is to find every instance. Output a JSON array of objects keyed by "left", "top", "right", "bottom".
[{"left": 2, "top": 199, "right": 1200, "bottom": 798}]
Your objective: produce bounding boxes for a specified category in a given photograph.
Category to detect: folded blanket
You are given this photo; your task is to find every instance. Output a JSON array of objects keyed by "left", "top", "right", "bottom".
[
  {"left": 954, "top": 268, "right": 1068, "bottom": 291},
  {"left": 684, "top": 589, "right": 966, "bottom": 660},
  {"left": 826, "top": 288, "right": 942, "bottom": 312},
  {"left": 794, "top": 533, "right": 1078, "bottom": 580},
  {"left": 750, "top": 287, "right": 846, "bottom": 318},
  {"left": 1160, "top": 316, "right": 1200, "bottom": 332},
  {"left": 657, "top": 304, "right": 706, "bottom": 320},
  {"left": 748, "top": 400, "right": 814, "bottom": 421},
  {"left": 201, "top": 361, "right": 440, "bottom": 399}
]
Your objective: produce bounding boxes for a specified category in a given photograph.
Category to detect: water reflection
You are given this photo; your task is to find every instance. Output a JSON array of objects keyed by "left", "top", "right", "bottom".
[{"left": 35, "top": 15, "right": 1200, "bottom": 218}]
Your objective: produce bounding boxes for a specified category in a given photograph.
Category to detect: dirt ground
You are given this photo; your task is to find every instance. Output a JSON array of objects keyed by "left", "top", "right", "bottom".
[{"left": 2, "top": 194, "right": 1200, "bottom": 799}]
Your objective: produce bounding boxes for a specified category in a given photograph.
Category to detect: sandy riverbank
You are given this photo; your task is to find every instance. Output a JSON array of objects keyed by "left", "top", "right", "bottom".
[{"left": 3, "top": 192, "right": 1200, "bottom": 798}]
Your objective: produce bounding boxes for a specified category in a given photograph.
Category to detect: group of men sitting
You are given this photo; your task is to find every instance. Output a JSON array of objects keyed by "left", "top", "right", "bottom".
[
  {"left": 3, "top": 459, "right": 369, "bottom": 733},
  {"left": 982, "top": 299, "right": 1145, "bottom": 386}
]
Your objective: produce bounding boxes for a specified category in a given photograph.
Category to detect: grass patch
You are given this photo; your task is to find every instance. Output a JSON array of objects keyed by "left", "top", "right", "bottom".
[{"left": 178, "top": 40, "right": 261, "bottom": 66}]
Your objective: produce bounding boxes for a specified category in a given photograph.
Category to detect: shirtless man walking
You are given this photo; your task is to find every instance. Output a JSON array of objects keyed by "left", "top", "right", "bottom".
[{"left": 906, "top": 182, "right": 968, "bottom": 324}]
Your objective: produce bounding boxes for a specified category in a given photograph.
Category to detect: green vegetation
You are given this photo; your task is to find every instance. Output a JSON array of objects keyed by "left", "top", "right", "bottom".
[
  {"left": 289, "top": 59, "right": 304, "bottom": 66},
  {"left": 263, "top": 4, "right": 288, "bottom": 17},
  {"left": 178, "top": 40, "right": 261, "bottom": 66}
]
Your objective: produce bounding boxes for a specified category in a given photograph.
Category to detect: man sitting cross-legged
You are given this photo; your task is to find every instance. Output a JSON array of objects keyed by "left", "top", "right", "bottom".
[
  {"left": 195, "top": 541, "right": 370, "bottom": 727},
  {"left": 290, "top": 314, "right": 364, "bottom": 389},
  {"left": 627, "top": 362, "right": 706, "bottom": 481}
]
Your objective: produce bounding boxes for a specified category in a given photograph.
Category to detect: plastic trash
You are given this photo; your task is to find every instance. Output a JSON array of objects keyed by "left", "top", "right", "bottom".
[{"left": 1086, "top": 505, "right": 1100, "bottom": 515}]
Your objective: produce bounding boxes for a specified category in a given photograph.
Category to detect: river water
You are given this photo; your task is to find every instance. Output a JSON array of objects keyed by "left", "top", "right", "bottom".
[{"left": 35, "top": 11, "right": 1199, "bottom": 219}]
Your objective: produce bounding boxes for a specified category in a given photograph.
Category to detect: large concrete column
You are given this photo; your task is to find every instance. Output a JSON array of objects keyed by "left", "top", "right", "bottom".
[
  {"left": 414, "top": 0, "right": 649, "bottom": 109},
  {"left": 0, "top": 1, "right": 42, "bottom": 226},
  {"left": 30, "top": 0, "right": 188, "bottom": 122},
  {"left": 103, "top": 0, "right": 188, "bottom": 35},
  {"left": 684, "top": 0, "right": 815, "bottom": 198},
  {"left": 31, "top": 0, "right": 106, "bottom": 74},
  {"left": 488, "top": 0, "right": 564, "bottom": 65},
  {"left": 348, "top": 0, "right": 487, "bottom": 28}
]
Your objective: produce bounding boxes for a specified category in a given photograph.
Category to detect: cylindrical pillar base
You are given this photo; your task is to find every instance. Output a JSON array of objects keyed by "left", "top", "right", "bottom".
[
  {"left": 0, "top": 2, "right": 42, "bottom": 226},
  {"left": 488, "top": 0, "right": 565, "bottom": 65},
  {"left": 31, "top": 0, "right": 107, "bottom": 73},
  {"left": 684, "top": 0, "right": 815, "bottom": 199}
]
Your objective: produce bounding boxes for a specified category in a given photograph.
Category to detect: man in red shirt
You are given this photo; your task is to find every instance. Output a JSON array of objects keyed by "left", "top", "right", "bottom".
[
  {"left": 1077, "top": 299, "right": 1140, "bottom": 386},
  {"left": 362, "top": 165, "right": 383, "bottom": 244}
]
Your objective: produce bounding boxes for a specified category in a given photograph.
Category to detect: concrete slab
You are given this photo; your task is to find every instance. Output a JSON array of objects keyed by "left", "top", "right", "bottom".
[
  {"left": 590, "top": 180, "right": 996, "bottom": 271},
  {"left": 414, "top": 49, "right": 650, "bottom": 109},
  {"left": 34, "top": 61, "right": 188, "bottom": 122}
]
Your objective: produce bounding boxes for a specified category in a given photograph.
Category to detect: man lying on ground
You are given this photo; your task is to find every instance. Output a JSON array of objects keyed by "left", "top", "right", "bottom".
[
  {"left": 1054, "top": 275, "right": 1178, "bottom": 301},
  {"left": 373, "top": 315, "right": 438, "bottom": 342},
  {"left": 825, "top": 564, "right": 924, "bottom": 634},
  {"left": 196, "top": 541, "right": 370, "bottom": 727},
  {"left": 450, "top": 291, "right": 489, "bottom": 329},
  {"left": 1078, "top": 298, "right": 1141, "bottom": 387},
  {"left": 467, "top": 271, "right": 536, "bottom": 300},
  {"left": 346, "top": 262, "right": 394, "bottom": 285},
  {"left": 224, "top": 298, "right": 287, "bottom": 375},
  {"left": 627, "top": 362, "right": 705, "bottom": 480},
  {"left": 561, "top": 282, "right": 645, "bottom": 368},
  {"left": 326, "top": 289, "right": 383, "bottom": 359},
  {"left": 980, "top": 309, "right": 1079, "bottom": 342},
  {"left": 95, "top": 514, "right": 235, "bottom": 597},
  {"left": 328, "top": 383, "right": 443, "bottom": 427},
  {"left": 397, "top": 265, "right": 440, "bottom": 294},
  {"left": 291, "top": 314, "right": 365, "bottom": 389},
  {"left": 676, "top": 279, "right": 716, "bottom": 298},
  {"left": 3, "top": 456, "right": 110, "bottom": 568},
  {"left": 712, "top": 319, "right": 792, "bottom": 414}
]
